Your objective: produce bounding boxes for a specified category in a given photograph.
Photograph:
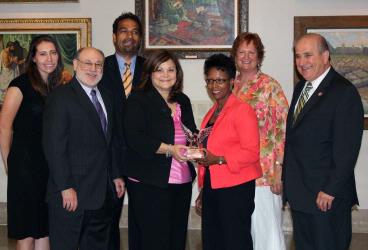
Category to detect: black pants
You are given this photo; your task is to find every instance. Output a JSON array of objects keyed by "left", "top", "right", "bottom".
[
  {"left": 48, "top": 188, "right": 113, "bottom": 250},
  {"left": 127, "top": 179, "right": 192, "bottom": 250},
  {"left": 107, "top": 194, "right": 124, "bottom": 250},
  {"left": 291, "top": 198, "right": 353, "bottom": 250},
  {"left": 202, "top": 169, "right": 255, "bottom": 250}
]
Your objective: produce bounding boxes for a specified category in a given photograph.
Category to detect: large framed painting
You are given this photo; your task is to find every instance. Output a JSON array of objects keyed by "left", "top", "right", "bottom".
[
  {"left": 0, "top": 18, "right": 91, "bottom": 105},
  {"left": 294, "top": 16, "right": 368, "bottom": 129},
  {"left": 136, "top": 0, "right": 248, "bottom": 59}
]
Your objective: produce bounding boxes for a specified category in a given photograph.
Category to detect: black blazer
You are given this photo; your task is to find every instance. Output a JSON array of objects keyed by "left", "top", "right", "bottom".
[
  {"left": 124, "top": 88, "right": 197, "bottom": 188},
  {"left": 102, "top": 54, "right": 145, "bottom": 107},
  {"left": 282, "top": 68, "right": 363, "bottom": 213},
  {"left": 43, "top": 77, "right": 122, "bottom": 210},
  {"left": 101, "top": 54, "right": 145, "bottom": 173}
]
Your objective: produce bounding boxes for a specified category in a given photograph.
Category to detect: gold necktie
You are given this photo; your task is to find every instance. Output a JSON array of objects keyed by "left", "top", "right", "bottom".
[
  {"left": 294, "top": 82, "right": 313, "bottom": 122},
  {"left": 122, "top": 63, "right": 133, "bottom": 97}
]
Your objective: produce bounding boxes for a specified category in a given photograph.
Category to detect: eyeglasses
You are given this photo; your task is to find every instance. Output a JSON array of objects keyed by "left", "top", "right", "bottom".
[
  {"left": 77, "top": 59, "right": 103, "bottom": 71},
  {"left": 205, "top": 78, "right": 229, "bottom": 85}
]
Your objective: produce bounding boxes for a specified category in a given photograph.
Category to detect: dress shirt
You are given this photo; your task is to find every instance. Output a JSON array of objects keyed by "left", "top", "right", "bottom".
[
  {"left": 294, "top": 67, "right": 331, "bottom": 112},
  {"left": 77, "top": 78, "right": 108, "bottom": 120},
  {"left": 115, "top": 53, "right": 137, "bottom": 77}
]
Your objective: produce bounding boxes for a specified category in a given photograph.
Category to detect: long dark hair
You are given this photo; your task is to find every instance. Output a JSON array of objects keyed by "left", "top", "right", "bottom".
[
  {"left": 25, "top": 35, "right": 64, "bottom": 96},
  {"left": 139, "top": 50, "right": 183, "bottom": 103}
]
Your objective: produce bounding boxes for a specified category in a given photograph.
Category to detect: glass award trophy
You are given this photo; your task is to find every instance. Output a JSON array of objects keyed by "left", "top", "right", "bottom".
[{"left": 181, "top": 123, "right": 212, "bottom": 160}]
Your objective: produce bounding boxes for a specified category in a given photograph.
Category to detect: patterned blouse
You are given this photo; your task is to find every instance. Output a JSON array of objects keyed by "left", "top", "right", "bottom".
[{"left": 233, "top": 72, "right": 289, "bottom": 186}]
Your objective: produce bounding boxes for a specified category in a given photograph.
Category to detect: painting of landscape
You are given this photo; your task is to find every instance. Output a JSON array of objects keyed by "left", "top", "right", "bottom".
[{"left": 310, "top": 28, "right": 368, "bottom": 116}]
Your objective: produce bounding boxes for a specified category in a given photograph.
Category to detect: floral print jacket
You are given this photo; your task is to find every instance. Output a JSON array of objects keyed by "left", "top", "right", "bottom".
[{"left": 233, "top": 72, "right": 289, "bottom": 186}]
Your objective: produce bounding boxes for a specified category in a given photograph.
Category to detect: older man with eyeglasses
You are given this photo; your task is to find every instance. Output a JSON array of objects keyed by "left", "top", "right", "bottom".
[{"left": 43, "top": 47, "right": 125, "bottom": 250}]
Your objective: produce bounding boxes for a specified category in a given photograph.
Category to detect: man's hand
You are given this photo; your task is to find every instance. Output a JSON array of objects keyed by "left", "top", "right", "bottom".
[
  {"left": 61, "top": 188, "right": 78, "bottom": 212},
  {"left": 113, "top": 178, "right": 126, "bottom": 198},
  {"left": 270, "top": 182, "right": 282, "bottom": 195},
  {"left": 316, "top": 191, "right": 335, "bottom": 212}
]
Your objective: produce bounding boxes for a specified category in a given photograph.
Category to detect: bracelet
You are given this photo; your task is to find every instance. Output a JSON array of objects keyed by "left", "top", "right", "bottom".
[{"left": 166, "top": 144, "right": 172, "bottom": 158}]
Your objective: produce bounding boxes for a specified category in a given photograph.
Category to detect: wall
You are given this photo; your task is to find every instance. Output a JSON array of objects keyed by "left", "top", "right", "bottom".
[{"left": 0, "top": 0, "right": 367, "bottom": 208}]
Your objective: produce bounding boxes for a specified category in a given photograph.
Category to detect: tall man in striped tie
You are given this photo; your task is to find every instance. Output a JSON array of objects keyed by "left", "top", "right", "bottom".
[
  {"left": 101, "top": 12, "right": 145, "bottom": 250},
  {"left": 282, "top": 33, "right": 363, "bottom": 250}
]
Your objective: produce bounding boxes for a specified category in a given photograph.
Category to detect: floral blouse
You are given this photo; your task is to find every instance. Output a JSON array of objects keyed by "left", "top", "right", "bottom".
[{"left": 233, "top": 72, "right": 289, "bottom": 186}]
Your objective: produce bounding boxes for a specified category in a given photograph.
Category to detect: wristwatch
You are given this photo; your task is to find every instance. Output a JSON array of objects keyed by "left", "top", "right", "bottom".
[{"left": 218, "top": 156, "right": 224, "bottom": 165}]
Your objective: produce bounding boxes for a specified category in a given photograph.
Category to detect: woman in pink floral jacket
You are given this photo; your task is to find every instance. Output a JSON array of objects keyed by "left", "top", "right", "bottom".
[{"left": 232, "top": 32, "right": 289, "bottom": 250}]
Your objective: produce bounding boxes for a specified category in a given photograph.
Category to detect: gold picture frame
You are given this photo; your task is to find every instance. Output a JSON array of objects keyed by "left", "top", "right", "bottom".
[
  {"left": 0, "top": 18, "right": 91, "bottom": 104},
  {"left": 294, "top": 16, "right": 368, "bottom": 129},
  {"left": 135, "top": 0, "right": 248, "bottom": 59}
]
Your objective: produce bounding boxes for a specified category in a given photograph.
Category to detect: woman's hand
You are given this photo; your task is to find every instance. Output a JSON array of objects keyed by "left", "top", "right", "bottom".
[
  {"left": 270, "top": 182, "right": 282, "bottom": 195},
  {"left": 195, "top": 189, "right": 203, "bottom": 216},
  {"left": 171, "top": 144, "right": 189, "bottom": 162},
  {"left": 196, "top": 149, "right": 221, "bottom": 166}
]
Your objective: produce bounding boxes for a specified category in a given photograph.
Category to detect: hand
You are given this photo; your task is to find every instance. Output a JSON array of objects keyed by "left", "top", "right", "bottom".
[
  {"left": 195, "top": 190, "right": 203, "bottom": 216},
  {"left": 61, "top": 188, "right": 78, "bottom": 212},
  {"left": 270, "top": 182, "right": 282, "bottom": 195},
  {"left": 113, "top": 178, "right": 126, "bottom": 198},
  {"left": 196, "top": 150, "right": 219, "bottom": 166},
  {"left": 316, "top": 191, "right": 335, "bottom": 212},
  {"left": 171, "top": 144, "right": 189, "bottom": 162}
]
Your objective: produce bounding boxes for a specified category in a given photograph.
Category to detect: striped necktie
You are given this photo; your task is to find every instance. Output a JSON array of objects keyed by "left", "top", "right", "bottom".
[
  {"left": 293, "top": 82, "right": 313, "bottom": 122},
  {"left": 122, "top": 63, "right": 133, "bottom": 97}
]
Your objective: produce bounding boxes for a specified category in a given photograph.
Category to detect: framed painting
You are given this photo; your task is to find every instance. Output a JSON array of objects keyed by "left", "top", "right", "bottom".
[
  {"left": 0, "top": 17, "right": 91, "bottom": 105},
  {"left": 136, "top": 0, "right": 248, "bottom": 59},
  {"left": 294, "top": 16, "right": 368, "bottom": 129}
]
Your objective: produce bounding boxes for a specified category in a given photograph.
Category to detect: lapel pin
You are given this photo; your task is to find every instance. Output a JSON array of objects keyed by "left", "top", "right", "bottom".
[{"left": 318, "top": 92, "right": 323, "bottom": 96}]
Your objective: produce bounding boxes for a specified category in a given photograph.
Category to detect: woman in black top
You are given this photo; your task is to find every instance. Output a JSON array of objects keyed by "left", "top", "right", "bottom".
[
  {"left": 124, "top": 50, "right": 197, "bottom": 250},
  {"left": 0, "top": 35, "right": 63, "bottom": 250}
]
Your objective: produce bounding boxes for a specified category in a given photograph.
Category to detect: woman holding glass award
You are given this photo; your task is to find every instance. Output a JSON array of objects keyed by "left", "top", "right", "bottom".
[
  {"left": 196, "top": 54, "right": 261, "bottom": 250},
  {"left": 124, "top": 49, "right": 197, "bottom": 250}
]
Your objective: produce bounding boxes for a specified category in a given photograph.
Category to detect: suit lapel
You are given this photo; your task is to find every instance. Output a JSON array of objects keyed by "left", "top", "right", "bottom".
[
  {"left": 99, "top": 86, "right": 113, "bottom": 144},
  {"left": 133, "top": 56, "right": 145, "bottom": 87},
  {"left": 292, "top": 68, "right": 335, "bottom": 127},
  {"left": 71, "top": 78, "right": 107, "bottom": 141},
  {"left": 106, "top": 55, "right": 126, "bottom": 101}
]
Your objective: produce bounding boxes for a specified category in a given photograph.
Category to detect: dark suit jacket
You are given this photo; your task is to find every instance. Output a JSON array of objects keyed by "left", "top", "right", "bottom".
[
  {"left": 124, "top": 88, "right": 197, "bottom": 188},
  {"left": 102, "top": 54, "right": 145, "bottom": 108},
  {"left": 43, "top": 77, "right": 122, "bottom": 210},
  {"left": 282, "top": 68, "right": 363, "bottom": 213},
  {"left": 101, "top": 55, "right": 145, "bottom": 169}
]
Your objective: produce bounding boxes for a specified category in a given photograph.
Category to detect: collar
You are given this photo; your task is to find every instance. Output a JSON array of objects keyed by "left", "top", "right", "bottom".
[{"left": 115, "top": 53, "right": 137, "bottom": 75}]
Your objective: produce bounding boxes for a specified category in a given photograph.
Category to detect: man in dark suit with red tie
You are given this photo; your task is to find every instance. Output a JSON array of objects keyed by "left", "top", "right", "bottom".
[
  {"left": 101, "top": 12, "right": 146, "bottom": 250},
  {"left": 283, "top": 33, "right": 363, "bottom": 250},
  {"left": 43, "top": 47, "right": 125, "bottom": 250}
]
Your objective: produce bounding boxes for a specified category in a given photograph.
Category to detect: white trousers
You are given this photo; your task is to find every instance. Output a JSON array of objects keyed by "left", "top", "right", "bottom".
[{"left": 251, "top": 186, "right": 286, "bottom": 250}]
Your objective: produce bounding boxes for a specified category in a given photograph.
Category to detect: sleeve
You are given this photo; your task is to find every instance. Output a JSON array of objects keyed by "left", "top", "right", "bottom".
[
  {"left": 268, "top": 80, "right": 289, "bottom": 182},
  {"left": 323, "top": 84, "right": 364, "bottom": 196},
  {"left": 123, "top": 94, "right": 162, "bottom": 159},
  {"left": 223, "top": 103, "right": 260, "bottom": 173},
  {"left": 42, "top": 89, "right": 75, "bottom": 192}
]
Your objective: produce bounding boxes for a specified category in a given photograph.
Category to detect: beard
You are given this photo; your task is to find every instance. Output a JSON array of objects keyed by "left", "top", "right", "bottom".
[{"left": 115, "top": 39, "right": 140, "bottom": 56}]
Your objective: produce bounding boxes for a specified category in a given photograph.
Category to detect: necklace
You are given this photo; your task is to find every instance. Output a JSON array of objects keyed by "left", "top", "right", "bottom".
[{"left": 214, "top": 106, "right": 223, "bottom": 117}]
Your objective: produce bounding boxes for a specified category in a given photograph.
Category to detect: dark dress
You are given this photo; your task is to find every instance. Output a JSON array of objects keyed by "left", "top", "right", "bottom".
[{"left": 7, "top": 73, "right": 48, "bottom": 240}]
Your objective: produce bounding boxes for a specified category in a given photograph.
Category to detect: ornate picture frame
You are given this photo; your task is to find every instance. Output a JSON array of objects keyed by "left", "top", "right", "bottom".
[
  {"left": 136, "top": 0, "right": 248, "bottom": 59},
  {"left": 294, "top": 16, "right": 368, "bottom": 129},
  {"left": 0, "top": 18, "right": 91, "bottom": 105}
]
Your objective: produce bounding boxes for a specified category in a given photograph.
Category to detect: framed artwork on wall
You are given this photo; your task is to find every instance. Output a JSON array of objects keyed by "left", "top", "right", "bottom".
[
  {"left": 136, "top": 0, "right": 248, "bottom": 59},
  {"left": 294, "top": 16, "right": 368, "bottom": 129},
  {"left": 0, "top": 18, "right": 91, "bottom": 105}
]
